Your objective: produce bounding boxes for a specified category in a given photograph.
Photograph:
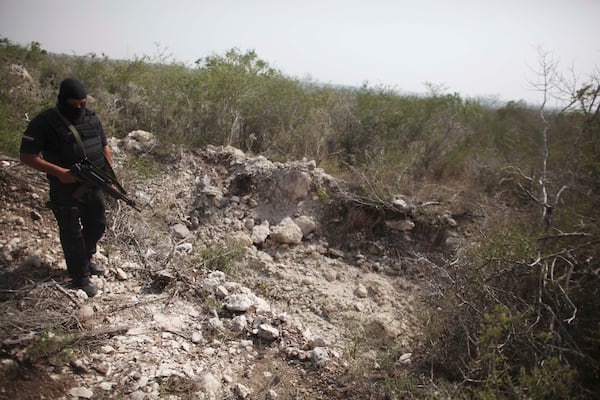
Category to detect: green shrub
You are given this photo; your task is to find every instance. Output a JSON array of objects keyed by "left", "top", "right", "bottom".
[
  {"left": 123, "top": 154, "right": 162, "bottom": 179},
  {"left": 26, "top": 330, "right": 75, "bottom": 365},
  {"left": 419, "top": 211, "right": 599, "bottom": 399},
  {"left": 196, "top": 240, "right": 245, "bottom": 274}
]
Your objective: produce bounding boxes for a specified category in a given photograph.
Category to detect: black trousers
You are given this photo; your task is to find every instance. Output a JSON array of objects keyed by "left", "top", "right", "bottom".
[{"left": 49, "top": 185, "right": 106, "bottom": 282}]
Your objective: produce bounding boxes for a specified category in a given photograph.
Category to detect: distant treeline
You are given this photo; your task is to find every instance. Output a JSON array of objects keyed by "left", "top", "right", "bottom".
[{"left": 3, "top": 37, "right": 595, "bottom": 194}]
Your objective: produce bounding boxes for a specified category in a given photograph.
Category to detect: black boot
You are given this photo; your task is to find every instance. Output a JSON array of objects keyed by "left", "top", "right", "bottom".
[
  {"left": 74, "top": 277, "right": 97, "bottom": 297},
  {"left": 89, "top": 261, "right": 105, "bottom": 276}
]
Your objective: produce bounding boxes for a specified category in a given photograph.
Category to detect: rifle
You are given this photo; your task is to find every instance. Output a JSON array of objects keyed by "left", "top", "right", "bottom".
[{"left": 70, "top": 158, "right": 141, "bottom": 212}]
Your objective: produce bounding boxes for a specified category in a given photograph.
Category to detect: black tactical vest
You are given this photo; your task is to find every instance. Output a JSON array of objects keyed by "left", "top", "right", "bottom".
[{"left": 41, "top": 108, "right": 106, "bottom": 169}]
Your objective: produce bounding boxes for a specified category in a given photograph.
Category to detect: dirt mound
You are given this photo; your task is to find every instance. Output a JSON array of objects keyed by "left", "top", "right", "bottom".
[{"left": 0, "top": 138, "right": 459, "bottom": 399}]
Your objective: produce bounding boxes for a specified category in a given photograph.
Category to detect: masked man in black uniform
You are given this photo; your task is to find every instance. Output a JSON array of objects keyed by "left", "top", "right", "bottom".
[{"left": 20, "top": 78, "right": 110, "bottom": 297}]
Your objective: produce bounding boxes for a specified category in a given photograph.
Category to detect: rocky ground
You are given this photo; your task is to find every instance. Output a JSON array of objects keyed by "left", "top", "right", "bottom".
[{"left": 0, "top": 132, "right": 461, "bottom": 399}]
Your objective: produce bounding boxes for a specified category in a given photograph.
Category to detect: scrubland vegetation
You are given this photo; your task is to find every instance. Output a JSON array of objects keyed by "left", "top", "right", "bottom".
[{"left": 1, "top": 38, "right": 598, "bottom": 399}]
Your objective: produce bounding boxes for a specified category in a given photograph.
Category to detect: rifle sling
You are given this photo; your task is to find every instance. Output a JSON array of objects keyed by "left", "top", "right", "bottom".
[
  {"left": 53, "top": 107, "right": 113, "bottom": 172},
  {"left": 53, "top": 108, "right": 127, "bottom": 195},
  {"left": 54, "top": 107, "right": 87, "bottom": 159}
]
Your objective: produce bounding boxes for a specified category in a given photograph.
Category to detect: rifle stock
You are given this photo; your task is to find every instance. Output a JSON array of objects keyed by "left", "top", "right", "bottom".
[{"left": 70, "top": 159, "right": 141, "bottom": 212}]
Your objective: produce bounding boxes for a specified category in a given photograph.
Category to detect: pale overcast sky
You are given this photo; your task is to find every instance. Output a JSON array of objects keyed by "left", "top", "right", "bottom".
[{"left": 1, "top": 0, "right": 599, "bottom": 104}]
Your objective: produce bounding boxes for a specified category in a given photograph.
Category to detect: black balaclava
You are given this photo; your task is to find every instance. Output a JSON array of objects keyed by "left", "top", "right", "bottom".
[{"left": 57, "top": 78, "right": 87, "bottom": 122}]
